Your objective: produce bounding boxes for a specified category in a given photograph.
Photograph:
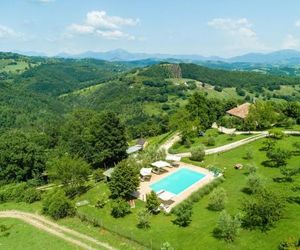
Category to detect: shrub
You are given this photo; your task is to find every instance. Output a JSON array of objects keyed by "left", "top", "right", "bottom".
[
  {"left": 245, "top": 164, "right": 258, "bottom": 174},
  {"left": 173, "top": 202, "right": 192, "bottom": 227},
  {"left": 207, "top": 136, "right": 216, "bottom": 146},
  {"left": 22, "top": 188, "right": 42, "bottom": 204},
  {"left": 137, "top": 209, "right": 151, "bottom": 229},
  {"left": 278, "top": 237, "right": 300, "bottom": 250},
  {"left": 208, "top": 187, "right": 227, "bottom": 211},
  {"left": 246, "top": 174, "right": 265, "bottom": 194},
  {"left": 242, "top": 189, "right": 285, "bottom": 231},
  {"left": 190, "top": 146, "right": 205, "bottom": 162},
  {"left": 244, "top": 150, "right": 253, "bottom": 160},
  {"left": 42, "top": 189, "right": 76, "bottom": 220},
  {"left": 95, "top": 194, "right": 108, "bottom": 209},
  {"left": 213, "top": 211, "right": 241, "bottom": 242},
  {"left": 111, "top": 199, "right": 131, "bottom": 218},
  {"left": 93, "top": 168, "right": 104, "bottom": 183},
  {"left": 160, "top": 242, "right": 174, "bottom": 250},
  {"left": 266, "top": 148, "right": 292, "bottom": 167},
  {"left": 146, "top": 191, "right": 160, "bottom": 213}
]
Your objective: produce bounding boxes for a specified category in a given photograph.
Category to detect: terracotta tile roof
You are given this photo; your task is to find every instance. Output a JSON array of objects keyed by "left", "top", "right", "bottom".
[{"left": 226, "top": 103, "right": 251, "bottom": 119}]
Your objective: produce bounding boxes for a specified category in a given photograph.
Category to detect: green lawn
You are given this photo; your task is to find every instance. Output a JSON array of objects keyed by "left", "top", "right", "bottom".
[
  {"left": 0, "top": 218, "right": 77, "bottom": 250},
  {"left": 170, "top": 129, "right": 251, "bottom": 153},
  {"left": 73, "top": 135, "right": 300, "bottom": 250},
  {"left": 0, "top": 136, "right": 299, "bottom": 250}
]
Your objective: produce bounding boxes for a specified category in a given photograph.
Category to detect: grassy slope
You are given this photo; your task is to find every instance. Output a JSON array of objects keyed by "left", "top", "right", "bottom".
[
  {"left": 170, "top": 129, "right": 251, "bottom": 153},
  {"left": 0, "top": 202, "right": 145, "bottom": 250},
  {"left": 74, "top": 136, "right": 300, "bottom": 250},
  {"left": 0, "top": 136, "right": 299, "bottom": 250},
  {"left": 0, "top": 218, "right": 77, "bottom": 250}
]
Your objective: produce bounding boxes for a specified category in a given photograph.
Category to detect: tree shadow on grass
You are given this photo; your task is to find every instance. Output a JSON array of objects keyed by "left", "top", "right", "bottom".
[
  {"left": 241, "top": 187, "right": 252, "bottom": 195},
  {"left": 273, "top": 177, "right": 293, "bottom": 183},
  {"left": 261, "top": 160, "right": 279, "bottom": 168},
  {"left": 287, "top": 196, "right": 300, "bottom": 205}
]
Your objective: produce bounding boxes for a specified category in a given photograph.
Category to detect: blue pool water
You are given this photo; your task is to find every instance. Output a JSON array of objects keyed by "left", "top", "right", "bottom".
[{"left": 150, "top": 168, "right": 206, "bottom": 195}]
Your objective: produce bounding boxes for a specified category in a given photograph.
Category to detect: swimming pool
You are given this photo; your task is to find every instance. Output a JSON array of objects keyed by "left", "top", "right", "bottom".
[{"left": 150, "top": 168, "right": 206, "bottom": 195}]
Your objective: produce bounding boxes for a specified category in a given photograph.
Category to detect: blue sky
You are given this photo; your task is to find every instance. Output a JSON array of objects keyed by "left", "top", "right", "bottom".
[{"left": 1, "top": 0, "right": 300, "bottom": 57}]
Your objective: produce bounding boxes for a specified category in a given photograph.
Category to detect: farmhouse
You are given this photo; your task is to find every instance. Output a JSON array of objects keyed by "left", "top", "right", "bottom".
[{"left": 226, "top": 103, "right": 251, "bottom": 119}]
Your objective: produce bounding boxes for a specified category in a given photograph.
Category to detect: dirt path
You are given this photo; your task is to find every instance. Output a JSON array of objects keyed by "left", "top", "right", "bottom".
[{"left": 0, "top": 210, "right": 116, "bottom": 250}]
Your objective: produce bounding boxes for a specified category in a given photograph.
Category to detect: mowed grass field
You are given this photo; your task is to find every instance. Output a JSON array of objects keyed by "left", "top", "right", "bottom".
[
  {"left": 170, "top": 129, "right": 251, "bottom": 153},
  {"left": 70, "top": 135, "right": 300, "bottom": 250},
  {"left": 0, "top": 218, "right": 77, "bottom": 250},
  {"left": 0, "top": 135, "right": 299, "bottom": 250}
]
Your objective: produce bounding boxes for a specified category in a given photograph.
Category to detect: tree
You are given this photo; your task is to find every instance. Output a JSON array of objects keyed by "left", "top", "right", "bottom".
[
  {"left": 245, "top": 164, "right": 258, "bottom": 174},
  {"left": 242, "top": 189, "right": 285, "bottom": 231},
  {"left": 261, "top": 138, "right": 277, "bottom": 151},
  {"left": 213, "top": 211, "right": 241, "bottom": 242},
  {"left": 47, "top": 155, "right": 91, "bottom": 191},
  {"left": 62, "top": 110, "right": 127, "bottom": 168},
  {"left": 246, "top": 174, "right": 265, "bottom": 194},
  {"left": 146, "top": 191, "right": 160, "bottom": 213},
  {"left": 42, "top": 189, "right": 75, "bottom": 220},
  {"left": 208, "top": 187, "right": 227, "bottom": 211},
  {"left": 266, "top": 148, "right": 292, "bottom": 167},
  {"left": 87, "top": 112, "right": 128, "bottom": 167},
  {"left": 173, "top": 202, "right": 193, "bottom": 227},
  {"left": 111, "top": 199, "right": 131, "bottom": 218},
  {"left": 0, "top": 130, "right": 47, "bottom": 183},
  {"left": 108, "top": 160, "right": 140, "bottom": 199},
  {"left": 280, "top": 167, "right": 300, "bottom": 182},
  {"left": 190, "top": 145, "right": 205, "bottom": 162},
  {"left": 268, "top": 128, "right": 285, "bottom": 140},
  {"left": 245, "top": 101, "right": 278, "bottom": 130},
  {"left": 293, "top": 141, "right": 300, "bottom": 153},
  {"left": 137, "top": 209, "right": 151, "bottom": 229}
]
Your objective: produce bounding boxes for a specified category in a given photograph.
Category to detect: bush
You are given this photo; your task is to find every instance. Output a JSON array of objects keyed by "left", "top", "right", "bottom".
[
  {"left": 95, "top": 194, "right": 108, "bottom": 209},
  {"left": 190, "top": 146, "right": 205, "bottom": 162},
  {"left": 208, "top": 187, "right": 227, "bottom": 211},
  {"left": 207, "top": 136, "right": 216, "bottom": 146},
  {"left": 0, "top": 183, "right": 41, "bottom": 204},
  {"left": 242, "top": 189, "right": 285, "bottom": 231},
  {"left": 146, "top": 191, "right": 160, "bottom": 213},
  {"left": 22, "top": 188, "right": 42, "bottom": 204},
  {"left": 213, "top": 211, "right": 241, "bottom": 242},
  {"left": 245, "top": 164, "right": 258, "bottom": 174},
  {"left": 93, "top": 169, "right": 104, "bottom": 183},
  {"left": 173, "top": 202, "right": 192, "bottom": 227},
  {"left": 266, "top": 148, "right": 292, "bottom": 167},
  {"left": 278, "top": 237, "right": 300, "bottom": 250},
  {"left": 42, "top": 189, "right": 76, "bottom": 220},
  {"left": 246, "top": 174, "right": 265, "bottom": 194},
  {"left": 111, "top": 199, "right": 131, "bottom": 218},
  {"left": 244, "top": 150, "right": 253, "bottom": 160},
  {"left": 137, "top": 209, "right": 151, "bottom": 229}
]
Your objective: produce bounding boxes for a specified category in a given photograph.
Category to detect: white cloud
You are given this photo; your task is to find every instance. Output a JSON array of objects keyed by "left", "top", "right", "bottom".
[
  {"left": 67, "top": 10, "right": 138, "bottom": 40},
  {"left": 31, "top": 0, "right": 55, "bottom": 3},
  {"left": 295, "top": 19, "right": 300, "bottom": 27},
  {"left": 207, "top": 18, "right": 269, "bottom": 55},
  {"left": 282, "top": 34, "right": 300, "bottom": 49},
  {"left": 208, "top": 18, "right": 256, "bottom": 38},
  {"left": 0, "top": 25, "right": 21, "bottom": 39}
]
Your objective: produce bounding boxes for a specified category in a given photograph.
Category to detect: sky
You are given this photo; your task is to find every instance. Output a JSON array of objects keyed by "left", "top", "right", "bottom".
[{"left": 1, "top": 0, "right": 300, "bottom": 57}]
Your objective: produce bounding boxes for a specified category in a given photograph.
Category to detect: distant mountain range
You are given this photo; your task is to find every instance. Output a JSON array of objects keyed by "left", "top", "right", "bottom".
[{"left": 13, "top": 49, "right": 300, "bottom": 65}]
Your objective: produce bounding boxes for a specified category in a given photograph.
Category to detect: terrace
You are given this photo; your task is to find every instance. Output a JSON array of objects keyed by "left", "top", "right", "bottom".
[{"left": 136, "top": 162, "right": 215, "bottom": 212}]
